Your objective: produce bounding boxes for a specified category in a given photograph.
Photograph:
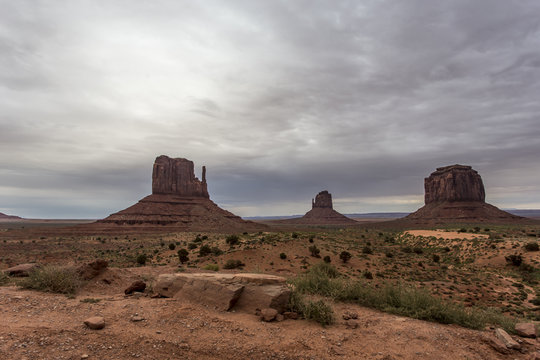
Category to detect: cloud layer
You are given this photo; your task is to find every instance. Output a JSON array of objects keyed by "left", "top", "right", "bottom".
[{"left": 1, "top": 0, "right": 540, "bottom": 218}]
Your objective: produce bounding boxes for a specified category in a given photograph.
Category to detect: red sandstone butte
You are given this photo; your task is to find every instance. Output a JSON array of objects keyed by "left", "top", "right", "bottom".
[
  {"left": 89, "top": 156, "right": 263, "bottom": 232},
  {"left": 280, "top": 190, "right": 357, "bottom": 225},
  {"left": 405, "top": 164, "right": 521, "bottom": 223}
]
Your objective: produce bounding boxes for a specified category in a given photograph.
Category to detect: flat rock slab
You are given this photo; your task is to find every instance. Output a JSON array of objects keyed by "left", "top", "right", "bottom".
[
  {"left": 156, "top": 273, "right": 290, "bottom": 313},
  {"left": 4, "top": 263, "right": 38, "bottom": 277},
  {"left": 84, "top": 316, "right": 105, "bottom": 330},
  {"left": 495, "top": 328, "right": 520, "bottom": 350},
  {"left": 515, "top": 323, "right": 537, "bottom": 338}
]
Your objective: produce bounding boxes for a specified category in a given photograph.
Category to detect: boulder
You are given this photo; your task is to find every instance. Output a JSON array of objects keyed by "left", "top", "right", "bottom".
[
  {"left": 4, "top": 263, "right": 38, "bottom": 277},
  {"left": 124, "top": 280, "right": 146, "bottom": 295},
  {"left": 515, "top": 323, "right": 537, "bottom": 338},
  {"left": 77, "top": 260, "right": 108, "bottom": 280},
  {"left": 495, "top": 328, "right": 520, "bottom": 350},
  {"left": 84, "top": 316, "right": 105, "bottom": 330},
  {"left": 155, "top": 273, "right": 290, "bottom": 313}
]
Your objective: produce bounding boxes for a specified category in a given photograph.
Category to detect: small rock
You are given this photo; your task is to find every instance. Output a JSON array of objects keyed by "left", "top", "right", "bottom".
[
  {"left": 345, "top": 320, "right": 358, "bottom": 329},
  {"left": 484, "top": 335, "right": 510, "bottom": 354},
  {"left": 495, "top": 328, "right": 520, "bottom": 350},
  {"left": 5, "top": 263, "right": 39, "bottom": 277},
  {"left": 81, "top": 355, "right": 89, "bottom": 359},
  {"left": 84, "top": 316, "right": 105, "bottom": 330},
  {"left": 515, "top": 323, "right": 537, "bottom": 338},
  {"left": 125, "top": 280, "right": 146, "bottom": 295},
  {"left": 131, "top": 316, "right": 144, "bottom": 322},
  {"left": 77, "top": 260, "right": 108, "bottom": 280},
  {"left": 342, "top": 311, "right": 358, "bottom": 320},
  {"left": 260, "top": 308, "right": 278, "bottom": 322},
  {"left": 283, "top": 311, "right": 298, "bottom": 320},
  {"left": 275, "top": 314, "right": 284, "bottom": 322}
]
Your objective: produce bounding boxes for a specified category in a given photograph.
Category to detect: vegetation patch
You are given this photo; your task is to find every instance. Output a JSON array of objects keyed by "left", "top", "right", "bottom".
[{"left": 19, "top": 265, "right": 82, "bottom": 295}]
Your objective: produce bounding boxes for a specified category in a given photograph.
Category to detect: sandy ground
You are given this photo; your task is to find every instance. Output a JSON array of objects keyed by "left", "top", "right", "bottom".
[
  {"left": 405, "top": 230, "right": 489, "bottom": 240},
  {"left": 0, "top": 279, "right": 536, "bottom": 360}
]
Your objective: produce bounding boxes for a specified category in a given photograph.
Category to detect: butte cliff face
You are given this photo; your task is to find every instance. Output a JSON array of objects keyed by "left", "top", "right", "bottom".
[
  {"left": 406, "top": 164, "right": 520, "bottom": 223},
  {"left": 281, "top": 190, "right": 356, "bottom": 225},
  {"left": 92, "top": 155, "right": 262, "bottom": 232}
]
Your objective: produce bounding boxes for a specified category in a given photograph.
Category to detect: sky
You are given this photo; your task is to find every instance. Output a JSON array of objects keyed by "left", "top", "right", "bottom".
[{"left": 1, "top": 0, "right": 540, "bottom": 219}]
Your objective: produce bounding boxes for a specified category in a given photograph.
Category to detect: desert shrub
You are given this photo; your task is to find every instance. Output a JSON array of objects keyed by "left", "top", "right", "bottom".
[
  {"left": 188, "top": 242, "right": 198, "bottom": 250},
  {"left": 223, "top": 259, "right": 245, "bottom": 269},
  {"left": 289, "top": 264, "right": 515, "bottom": 331},
  {"left": 280, "top": 253, "right": 287, "bottom": 260},
  {"left": 323, "top": 255, "right": 331, "bottom": 263},
  {"left": 385, "top": 252, "right": 394, "bottom": 258},
  {"left": 201, "top": 235, "right": 208, "bottom": 240},
  {"left": 505, "top": 254, "right": 523, "bottom": 266},
  {"left": 524, "top": 242, "right": 539, "bottom": 252},
  {"left": 19, "top": 265, "right": 82, "bottom": 295},
  {"left": 363, "top": 271, "right": 373, "bottom": 279},
  {"left": 168, "top": 243, "right": 176, "bottom": 250},
  {"left": 204, "top": 264, "right": 219, "bottom": 271},
  {"left": 226, "top": 235, "right": 240, "bottom": 246},
  {"left": 287, "top": 290, "right": 334, "bottom": 327},
  {"left": 0, "top": 271, "right": 10, "bottom": 285},
  {"left": 309, "top": 245, "right": 321, "bottom": 258},
  {"left": 177, "top": 249, "right": 189, "bottom": 264},
  {"left": 432, "top": 254, "right": 440, "bottom": 263},
  {"left": 193, "top": 235, "right": 202, "bottom": 243},
  {"left": 136, "top": 254, "right": 147, "bottom": 265},
  {"left": 402, "top": 246, "right": 413, "bottom": 253},
  {"left": 308, "top": 237, "right": 314, "bottom": 243},
  {"left": 340, "top": 251, "right": 352, "bottom": 263},
  {"left": 443, "top": 247, "right": 451, "bottom": 252},
  {"left": 413, "top": 247, "right": 423, "bottom": 254},
  {"left": 199, "top": 244, "right": 212, "bottom": 257},
  {"left": 211, "top": 247, "right": 223, "bottom": 256},
  {"left": 362, "top": 246, "right": 373, "bottom": 255},
  {"left": 292, "top": 232, "right": 299, "bottom": 239}
]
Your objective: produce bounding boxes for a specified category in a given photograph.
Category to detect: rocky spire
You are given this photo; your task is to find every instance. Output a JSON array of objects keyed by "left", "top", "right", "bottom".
[
  {"left": 424, "top": 164, "right": 485, "bottom": 204},
  {"left": 312, "top": 190, "right": 333, "bottom": 209},
  {"left": 151, "top": 155, "right": 209, "bottom": 198}
]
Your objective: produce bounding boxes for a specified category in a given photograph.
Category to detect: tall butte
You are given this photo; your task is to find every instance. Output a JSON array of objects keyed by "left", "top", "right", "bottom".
[
  {"left": 280, "top": 190, "right": 357, "bottom": 225},
  {"left": 405, "top": 164, "right": 521, "bottom": 223},
  {"left": 94, "top": 155, "right": 262, "bottom": 232}
]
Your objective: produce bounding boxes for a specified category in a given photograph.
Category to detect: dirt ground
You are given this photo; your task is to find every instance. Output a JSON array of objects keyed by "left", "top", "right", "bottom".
[{"left": 405, "top": 230, "right": 489, "bottom": 240}]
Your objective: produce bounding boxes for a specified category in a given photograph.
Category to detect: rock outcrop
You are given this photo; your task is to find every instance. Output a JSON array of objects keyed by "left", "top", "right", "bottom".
[
  {"left": 279, "top": 190, "right": 357, "bottom": 225},
  {"left": 155, "top": 273, "right": 290, "bottom": 313},
  {"left": 405, "top": 164, "right": 521, "bottom": 223},
  {"left": 0, "top": 212, "right": 22, "bottom": 220},
  {"left": 87, "top": 155, "right": 262, "bottom": 232}
]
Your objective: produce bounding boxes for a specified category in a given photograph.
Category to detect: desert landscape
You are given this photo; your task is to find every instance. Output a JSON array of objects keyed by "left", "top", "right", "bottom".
[{"left": 2, "top": 157, "right": 540, "bottom": 359}]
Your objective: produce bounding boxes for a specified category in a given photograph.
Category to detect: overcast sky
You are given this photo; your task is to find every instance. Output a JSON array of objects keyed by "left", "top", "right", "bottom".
[{"left": 1, "top": 0, "right": 540, "bottom": 219}]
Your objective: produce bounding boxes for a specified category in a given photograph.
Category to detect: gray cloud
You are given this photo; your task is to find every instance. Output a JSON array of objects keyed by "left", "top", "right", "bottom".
[{"left": 1, "top": 0, "right": 540, "bottom": 218}]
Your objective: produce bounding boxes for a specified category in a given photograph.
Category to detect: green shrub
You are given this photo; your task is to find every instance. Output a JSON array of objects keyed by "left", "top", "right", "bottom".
[
  {"left": 136, "top": 254, "right": 147, "bottom": 265},
  {"left": 323, "top": 255, "right": 331, "bottom": 263},
  {"left": 362, "top": 246, "right": 373, "bottom": 255},
  {"left": 413, "top": 247, "right": 423, "bottom": 254},
  {"left": 199, "top": 245, "right": 212, "bottom": 257},
  {"left": 177, "top": 249, "right": 189, "bottom": 264},
  {"left": 309, "top": 245, "right": 320, "bottom": 257},
  {"left": 188, "top": 242, "right": 198, "bottom": 250},
  {"left": 363, "top": 271, "right": 373, "bottom": 279},
  {"left": 211, "top": 247, "right": 223, "bottom": 256},
  {"left": 204, "top": 264, "right": 219, "bottom": 271},
  {"left": 432, "top": 254, "right": 440, "bottom": 263},
  {"left": 168, "top": 243, "right": 176, "bottom": 250},
  {"left": 524, "top": 242, "right": 539, "bottom": 252},
  {"left": 339, "top": 251, "right": 352, "bottom": 263},
  {"left": 226, "top": 235, "right": 240, "bottom": 246},
  {"left": 505, "top": 254, "right": 523, "bottom": 266},
  {"left": 223, "top": 259, "right": 245, "bottom": 269},
  {"left": 280, "top": 253, "right": 287, "bottom": 260},
  {"left": 292, "top": 232, "right": 299, "bottom": 239},
  {"left": 19, "top": 265, "right": 82, "bottom": 295},
  {"left": 287, "top": 290, "right": 334, "bottom": 327},
  {"left": 0, "top": 271, "right": 10, "bottom": 285}
]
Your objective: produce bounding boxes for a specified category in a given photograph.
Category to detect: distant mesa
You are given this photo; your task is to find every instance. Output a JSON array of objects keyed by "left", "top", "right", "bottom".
[
  {"left": 405, "top": 164, "right": 521, "bottom": 223},
  {"left": 0, "top": 212, "right": 22, "bottom": 220},
  {"left": 89, "top": 155, "right": 262, "bottom": 232},
  {"left": 279, "top": 190, "right": 357, "bottom": 225}
]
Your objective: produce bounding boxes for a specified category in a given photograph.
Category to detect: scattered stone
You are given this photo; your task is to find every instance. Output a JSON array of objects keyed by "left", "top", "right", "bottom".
[
  {"left": 81, "top": 355, "right": 89, "bottom": 359},
  {"left": 516, "top": 323, "right": 537, "bottom": 338},
  {"left": 495, "top": 328, "right": 520, "bottom": 350},
  {"left": 260, "top": 308, "right": 278, "bottom": 322},
  {"left": 77, "top": 260, "right": 108, "bottom": 280},
  {"left": 84, "top": 316, "right": 105, "bottom": 330},
  {"left": 529, "top": 351, "right": 540, "bottom": 360},
  {"left": 124, "top": 280, "right": 146, "bottom": 295},
  {"left": 342, "top": 311, "right": 358, "bottom": 320},
  {"left": 482, "top": 334, "right": 510, "bottom": 354},
  {"left": 275, "top": 314, "right": 284, "bottom": 322},
  {"left": 131, "top": 316, "right": 145, "bottom": 322},
  {"left": 283, "top": 312, "right": 298, "bottom": 320},
  {"left": 5, "top": 263, "right": 38, "bottom": 277}
]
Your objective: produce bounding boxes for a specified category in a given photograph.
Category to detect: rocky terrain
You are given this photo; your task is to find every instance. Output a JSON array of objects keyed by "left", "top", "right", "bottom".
[
  {"left": 85, "top": 156, "right": 262, "bottom": 233},
  {"left": 276, "top": 191, "right": 357, "bottom": 225},
  {"left": 0, "top": 212, "right": 22, "bottom": 220},
  {"left": 404, "top": 165, "right": 522, "bottom": 224}
]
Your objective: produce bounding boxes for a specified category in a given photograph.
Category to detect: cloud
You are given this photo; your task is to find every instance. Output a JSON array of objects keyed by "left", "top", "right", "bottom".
[{"left": 1, "top": 0, "right": 540, "bottom": 217}]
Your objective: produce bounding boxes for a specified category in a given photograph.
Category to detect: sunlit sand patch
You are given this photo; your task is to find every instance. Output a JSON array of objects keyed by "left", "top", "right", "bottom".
[{"left": 404, "top": 229, "right": 489, "bottom": 240}]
